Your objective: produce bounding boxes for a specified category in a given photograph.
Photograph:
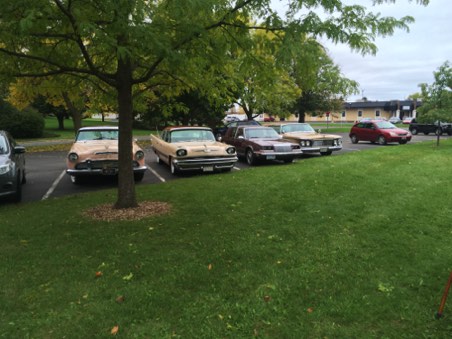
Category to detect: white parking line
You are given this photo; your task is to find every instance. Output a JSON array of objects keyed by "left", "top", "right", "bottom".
[
  {"left": 42, "top": 169, "right": 66, "bottom": 200},
  {"left": 233, "top": 166, "right": 241, "bottom": 170},
  {"left": 147, "top": 165, "right": 166, "bottom": 182}
]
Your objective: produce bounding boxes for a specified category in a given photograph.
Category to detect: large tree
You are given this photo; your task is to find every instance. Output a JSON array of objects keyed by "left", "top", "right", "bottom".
[{"left": 0, "top": 0, "right": 429, "bottom": 208}]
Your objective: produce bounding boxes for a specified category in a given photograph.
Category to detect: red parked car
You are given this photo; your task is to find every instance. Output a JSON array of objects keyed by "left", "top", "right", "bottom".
[{"left": 349, "top": 120, "right": 412, "bottom": 145}]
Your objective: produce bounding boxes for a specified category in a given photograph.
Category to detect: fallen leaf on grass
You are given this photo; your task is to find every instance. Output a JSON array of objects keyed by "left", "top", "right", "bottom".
[
  {"left": 307, "top": 307, "right": 314, "bottom": 313},
  {"left": 95, "top": 271, "right": 103, "bottom": 278},
  {"left": 111, "top": 325, "right": 119, "bottom": 335},
  {"left": 208, "top": 264, "right": 213, "bottom": 270},
  {"left": 116, "top": 295, "right": 125, "bottom": 303},
  {"left": 122, "top": 273, "right": 134, "bottom": 281}
]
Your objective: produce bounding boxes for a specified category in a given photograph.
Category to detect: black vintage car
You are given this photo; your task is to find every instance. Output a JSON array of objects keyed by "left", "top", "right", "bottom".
[{"left": 409, "top": 120, "right": 452, "bottom": 136}]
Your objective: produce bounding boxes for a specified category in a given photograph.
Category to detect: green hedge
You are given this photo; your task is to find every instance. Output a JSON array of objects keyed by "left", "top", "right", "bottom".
[{"left": 0, "top": 100, "right": 45, "bottom": 138}]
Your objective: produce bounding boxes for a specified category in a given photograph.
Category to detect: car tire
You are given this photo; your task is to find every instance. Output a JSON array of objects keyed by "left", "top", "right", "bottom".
[
  {"left": 423, "top": 132, "right": 429, "bottom": 135},
  {"left": 378, "top": 135, "right": 387, "bottom": 145},
  {"left": 283, "top": 158, "right": 294, "bottom": 163},
  {"left": 246, "top": 149, "right": 256, "bottom": 166},
  {"left": 320, "top": 151, "right": 333, "bottom": 156},
  {"left": 399, "top": 140, "right": 408, "bottom": 144},
  {"left": 170, "top": 158, "right": 179, "bottom": 175},
  {"left": 21, "top": 170, "right": 26, "bottom": 184},
  {"left": 70, "top": 175, "right": 81, "bottom": 185},
  {"left": 134, "top": 172, "right": 144, "bottom": 182},
  {"left": 12, "top": 177, "right": 22, "bottom": 203},
  {"left": 411, "top": 128, "right": 418, "bottom": 135},
  {"left": 350, "top": 135, "right": 359, "bottom": 144},
  {"left": 448, "top": 130, "right": 452, "bottom": 136},
  {"left": 156, "top": 154, "right": 162, "bottom": 164}
]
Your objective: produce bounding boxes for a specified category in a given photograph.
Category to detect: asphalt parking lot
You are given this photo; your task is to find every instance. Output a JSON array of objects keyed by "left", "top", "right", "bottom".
[{"left": 13, "top": 132, "right": 450, "bottom": 203}]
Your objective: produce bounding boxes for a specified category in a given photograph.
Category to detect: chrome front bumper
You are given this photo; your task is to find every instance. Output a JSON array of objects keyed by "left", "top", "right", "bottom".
[{"left": 173, "top": 156, "right": 238, "bottom": 171}]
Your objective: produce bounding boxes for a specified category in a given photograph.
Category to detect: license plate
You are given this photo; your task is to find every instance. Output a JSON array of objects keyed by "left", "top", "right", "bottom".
[
  {"left": 401, "top": 137, "right": 406, "bottom": 140},
  {"left": 102, "top": 168, "right": 116, "bottom": 175},
  {"left": 266, "top": 155, "right": 276, "bottom": 160},
  {"left": 203, "top": 166, "right": 214, "bottom": 172},
  {"left": 320, "top": 147, "right": 328, "bottom": 152}
]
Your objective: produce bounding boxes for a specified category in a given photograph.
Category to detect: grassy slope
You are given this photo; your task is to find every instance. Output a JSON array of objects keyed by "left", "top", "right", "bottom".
[{"left": 1, "top": 140, "right": 452, "bottom": 337}]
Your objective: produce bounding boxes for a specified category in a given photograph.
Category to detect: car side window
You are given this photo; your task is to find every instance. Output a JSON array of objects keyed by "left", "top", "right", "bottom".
[{"left": 235, "top": 128, "right": 243, "bottom": 138}]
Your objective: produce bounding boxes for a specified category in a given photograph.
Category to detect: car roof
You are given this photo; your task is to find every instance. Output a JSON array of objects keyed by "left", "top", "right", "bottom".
[
  {"left": 163, "top": 126, "right": 212, "bottom": 132},
  {"left": 78, "top": 126, "right": 119, "bottom": 131}
]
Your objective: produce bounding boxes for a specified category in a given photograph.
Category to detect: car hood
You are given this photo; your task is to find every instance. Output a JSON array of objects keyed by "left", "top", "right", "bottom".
[
  {"left": 245, "top": 138, "right": 294, "bottom": 146},
  {"left": 283, "top": 132, "right": 341, "bottom": 140},
  {"left": 69, "top": 140, "right": 142, "bottom": 156}
]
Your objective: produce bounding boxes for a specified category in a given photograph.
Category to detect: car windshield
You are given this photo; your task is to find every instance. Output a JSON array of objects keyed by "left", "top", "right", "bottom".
[
  {"left": 170, "top": 129, "right": 215, "bottom": 142},
  {"left": 281, "top": 124, "right": 315, "bottom": 133},
  {"left": 375, "top": 121, "right": 397, "bottom": 129},
  {"left": 0, "top": 136, "right": 8, "bottom": 154},
  {"left": 245, "top": 127, "right": 279, "bottom": 139},
  {"left": 76, "top": 129, "right": 119, "bottom": 141}
]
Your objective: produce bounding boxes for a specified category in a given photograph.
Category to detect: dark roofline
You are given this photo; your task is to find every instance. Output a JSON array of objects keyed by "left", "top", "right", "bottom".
[{"left": 344, "top": 100, "right": 422, "bottom": 110}]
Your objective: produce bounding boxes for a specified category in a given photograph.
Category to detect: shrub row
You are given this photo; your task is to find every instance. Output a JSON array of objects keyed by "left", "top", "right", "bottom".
[{"left": 0, "top": 99, "right": 44, "bottom": 138}]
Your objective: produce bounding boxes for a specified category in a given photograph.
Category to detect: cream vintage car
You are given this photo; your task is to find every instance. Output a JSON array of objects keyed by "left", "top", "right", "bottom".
[
  {"left": 270, "top": 123, "right": 342, "bottom": 156},
  {"left": 150, "top": 126, "right": 238, "bottom": 174},
  {"left": 66, "top": 126, "right": 146, "bottom": 184}
]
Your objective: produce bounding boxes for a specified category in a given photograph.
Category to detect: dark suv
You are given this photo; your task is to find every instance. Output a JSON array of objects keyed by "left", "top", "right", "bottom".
[{"left": 0, "top": 131, "right": 26, "bottom": 202}]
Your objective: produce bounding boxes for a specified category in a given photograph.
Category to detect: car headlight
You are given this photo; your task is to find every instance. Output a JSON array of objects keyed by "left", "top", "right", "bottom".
[
  {"left": 135, "top": 150, "right": 145, "bottom": 160},
  {"left": 262, "top": 146, "right": 273, "bottom": 150},
  {"left": 226, "top": 147, "right": 236, "bottom": 155},
  {"left": 176, "top": 149, "right": 187, "bottom": 157},
  {"left": 0, "top": 164, "right": 11, "bottom": 175},
  {"left": 300, "top": 140, "right": 310, "bottom": 147},
  {"left": 334, "top": 139, "right": 342, "bottom": 146},
  {"left": 68, "top": 152, "right": 79, "bottom": 162}
]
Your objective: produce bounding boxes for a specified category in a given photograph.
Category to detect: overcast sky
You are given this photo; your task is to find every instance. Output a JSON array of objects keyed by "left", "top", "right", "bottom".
[{"left": 273, "top": 0, "right": 452, "bottom": 102}]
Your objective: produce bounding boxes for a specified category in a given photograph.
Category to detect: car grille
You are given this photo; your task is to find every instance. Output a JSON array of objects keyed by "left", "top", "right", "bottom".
[
  {"left": 274, "top": 145, "right": 293, "bottom": 152},
  {"left": 75, "top": 160, "right": 140, "bottom": 170},
  {"left": 312, "top": 140, "right": 334, "bottom": 146}
]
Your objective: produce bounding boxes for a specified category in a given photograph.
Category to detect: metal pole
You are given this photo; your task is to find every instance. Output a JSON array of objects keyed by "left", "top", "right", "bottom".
[{"left": 436, "top": 272, "right": 452, "bottom": 319}]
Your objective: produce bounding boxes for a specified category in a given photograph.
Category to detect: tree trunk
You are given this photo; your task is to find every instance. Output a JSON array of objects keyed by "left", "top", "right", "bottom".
[
  {"left": 56, "top": 111, "right": 65, "bottom": 130},
  {"left": 62, "top": 92, "right": 82, "bottom": 134},
  {"left": 114, "top": 57, "right": 138, "bottom": 209}
]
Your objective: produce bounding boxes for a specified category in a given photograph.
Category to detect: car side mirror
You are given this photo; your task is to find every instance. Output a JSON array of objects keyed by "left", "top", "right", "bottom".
[{"left": 13, "top": 146, "right": 26, "bottom": 154}]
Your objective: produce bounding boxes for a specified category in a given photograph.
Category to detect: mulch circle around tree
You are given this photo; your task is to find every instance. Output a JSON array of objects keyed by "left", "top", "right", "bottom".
[{"left": 84, "top": 201, "right": 172, "bottom": 221}]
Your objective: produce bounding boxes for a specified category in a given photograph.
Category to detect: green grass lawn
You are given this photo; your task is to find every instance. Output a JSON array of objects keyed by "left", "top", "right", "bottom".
[{"left": 2, "top": 140, "right": 452, "bottom": 337}]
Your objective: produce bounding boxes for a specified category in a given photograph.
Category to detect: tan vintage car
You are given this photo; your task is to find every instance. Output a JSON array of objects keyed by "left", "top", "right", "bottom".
[
  {"left": 270, "top": 123, "right": 342, "bottom": 156},
  {"left": 150, "top": 126, "right": 238, "bottom": 174},
  {"left": 66, "top": 126, "right": 146, "bottom": 184}
]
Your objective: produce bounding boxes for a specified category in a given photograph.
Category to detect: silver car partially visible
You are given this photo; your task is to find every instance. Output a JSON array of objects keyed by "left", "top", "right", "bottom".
[{"left": 0, "top": 130, "right": 26, "bottom": 202}]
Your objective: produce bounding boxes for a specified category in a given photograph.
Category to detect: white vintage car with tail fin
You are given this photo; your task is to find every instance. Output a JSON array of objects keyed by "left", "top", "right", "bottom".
[{"left": 151, "top": 126, "right": 238, "bottom": 175}]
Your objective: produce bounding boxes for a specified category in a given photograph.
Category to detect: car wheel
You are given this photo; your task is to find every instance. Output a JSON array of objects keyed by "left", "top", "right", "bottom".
[
  {"left": 378, "top": 135, "right": 387, "bottom": 145},
  {"left": 12, "top": 177, "right": 22, "bottom": 203},
  {"left": 70, "top": 175, "right": 81, "bottom": 185},
  {"left": 423, "top": 132, "right": 429, "bottom": 135},
  {"left": 320, "top": 151, "right": 333, "bottom": 156},
  {"left": 350, "top": 135, "right": 359, "bottom": 144},
  {"left": 411, "top": 128, "right": 418, "bottom": 135},
  {"left": 170, "top": 158, "right": 179, "bottom": 175},
  {"left": 448, "top": 130, "right": 452, "bottom": 136},
  {"left": 283, "top": 158, "right": 294, "bottom": 163},
  {"left": 134, "top": 172, "right": 144, "bottom": 182},
  {"left": 246, "top": 149, "right": 256, "bottom": 166},
  {"left": 21, "top": 170, "right": 26, "bottom": 184}
]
